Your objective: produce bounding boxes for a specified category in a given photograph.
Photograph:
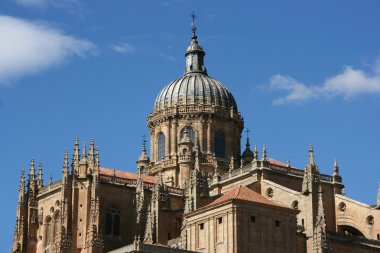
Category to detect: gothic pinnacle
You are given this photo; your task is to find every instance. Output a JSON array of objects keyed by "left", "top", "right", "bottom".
[
  {"left": 37, "top": 162, "right": 43, "bottom": 189},
  {"left": 333, "top": 159, "right": 339, "bottom": 176},
  {"left": 309, "top": 144, "right": 314, "bottom": 166},
  {"left": 254, "top": 145, "right": 258, "bottom": 160},
  {"left": 89, "top": 139, "right": 95, "bottom": 161},
  {"left": 73, "top": 137, "right": 80, "bottom": 162},
  {"left": 95, "top": 146, "right": 100, "bottom": 167},
  {"left": 18, "top": 168, "right": 25, "bottom": 202},
  {"left": 262, "top": 145, "right": 267, "bottom": 161},
  {"left": 82, "top": 141, "right": 87, "bottom": 159},
  {"left": 63, "top": 148, "right": 69, "bottom": 176}
]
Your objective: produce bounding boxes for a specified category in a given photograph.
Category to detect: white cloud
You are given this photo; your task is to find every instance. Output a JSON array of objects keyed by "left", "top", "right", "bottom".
[
  {"left": 268, "top": 61, "right": 380, "bottom": 104},
  {"left": 0, "top": 15, "right": 95, "bottom": 85},
  {"left": 112, "top": 43, "right": 136, "bottom": 54}
]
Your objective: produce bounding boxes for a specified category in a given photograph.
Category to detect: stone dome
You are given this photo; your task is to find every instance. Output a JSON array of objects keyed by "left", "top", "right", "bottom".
[
  {"left": 153, "top": 27, "right": 237, "bottom": 112},
  {"left": 154, "top": 73, "right": 237, "bottom": 112}
]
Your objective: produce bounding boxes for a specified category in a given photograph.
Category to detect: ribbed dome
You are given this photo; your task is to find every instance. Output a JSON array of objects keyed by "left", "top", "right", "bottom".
[
  {"left": 154, "top": 24, "right": 237, "bottom": 112},
  {"left": 154, "top": 73, "right": 237, "bottom": 112}
]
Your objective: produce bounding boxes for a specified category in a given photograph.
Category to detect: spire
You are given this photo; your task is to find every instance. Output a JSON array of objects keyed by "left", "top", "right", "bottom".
[
  {"left": 309, "top": 144, "right": 314, "bottom": 166},
  {"left": 185, "top": 12, "right": 207, "bottom": 75},
  {"left": 37, "top": 163, "right": 43, "bottom": 189},
  {"left": 313, "top": 185, "right": 330, "bottom": 252}
]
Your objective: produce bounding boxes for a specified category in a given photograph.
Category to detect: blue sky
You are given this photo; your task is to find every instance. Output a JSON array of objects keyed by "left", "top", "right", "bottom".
[{"left": 1, "top": 0, "right": 380, "bottom": 250}]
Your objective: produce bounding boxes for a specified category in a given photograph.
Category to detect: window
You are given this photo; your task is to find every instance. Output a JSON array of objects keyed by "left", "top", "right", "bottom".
[
  {"left": 214, "top": 131, "right": 226, "bottom": 158},
  {"left": 157, "top": 132, "right": 165, "bottom": 161},
  {"left": 199, "top": 223, "right": 204, "bottom": 230},
  {"left": 275, "top": 220, "right": 281, "bottom": 227},
  {"left": 105, "top": 205, "right": 120, "bottom": 236},
  {"left": 218, "top": 217, "right": 223, "bottom": 224},
  {"left": 180, "top": 126, "right": 196, "bottom": 143},
  {"left": 250, "top": 216, "right": 256, "bottom": 223},
  {"left": 377, "top": 234, "right": 379, "bottom": 241}
]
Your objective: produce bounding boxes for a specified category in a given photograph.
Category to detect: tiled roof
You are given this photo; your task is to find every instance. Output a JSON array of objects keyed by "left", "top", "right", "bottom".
[
  {"left": 99, "top": 167, "right": 157, "bottom": 184},
  {"left": 209, "top": 185, "right": 293, "bottom": 210}
]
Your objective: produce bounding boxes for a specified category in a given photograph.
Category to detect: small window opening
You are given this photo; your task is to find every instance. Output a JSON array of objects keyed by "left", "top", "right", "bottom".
[
  {"left": 168, "top": 233, "right": 171, "bottom": 240},
  {"left": 250, "top": 216, "right": 256, "bottom": 223},
  {"left": 302, "top": 219, "right": 304, "bottom": 226},
  {"left": 275, "top": 220, "right": 281, "bottom": 227},
  {"left": 377, "top": 234, "right": 380, "bottom": 241},
  {"left": 199, "top": 223, "right": 204, "bottom": 230},
  {"left": 218, "top": 217, "right": 223, "bottom": 224}
]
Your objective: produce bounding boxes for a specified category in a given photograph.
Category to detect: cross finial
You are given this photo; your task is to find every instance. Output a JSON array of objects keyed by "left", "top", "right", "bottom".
[
  {"left": 142, "top": 134, "right": 147, "bottom": 151},
  {"left": 191, "top": 12, "right": 197, "bottom": 39}
]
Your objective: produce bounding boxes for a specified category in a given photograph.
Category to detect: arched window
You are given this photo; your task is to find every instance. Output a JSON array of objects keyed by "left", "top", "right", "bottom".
[
  {"left": 180, "top": 126, "right": 196, "bottom": 144},
  {"left": 105, "top": 205, "right": 120, "bottom": 236},
  {"left": 157, "top": 133, "right": 165, "bottom": 161},
  {"left": 44, "top": 216, "right": 52, "bottom": 248},
  {"left": 53, "top": 211, "right": 59, "bottom": 244},
  {"left": 214, "top": 131, "right": 226, "bottom": 158}
]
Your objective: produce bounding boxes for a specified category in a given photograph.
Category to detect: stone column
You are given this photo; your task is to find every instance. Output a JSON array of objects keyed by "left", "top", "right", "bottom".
[
  {"left": 207, "top": 119, "right": 212, "bottom": 154},
  {"left": 199, "top": 117, "right": 204, "bottom": 152},
  {"left": 165, "top": 124, "right": 170, "bottom": 158},
  {"left": 171, "top": 120, "right": 178, "bottom": 156}
]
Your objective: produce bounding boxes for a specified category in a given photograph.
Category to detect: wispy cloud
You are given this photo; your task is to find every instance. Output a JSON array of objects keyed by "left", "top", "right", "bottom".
[
  {"left": 0, "top": 15, "right": 95, "bottom": 85},
  {"left": 159, "top": 52, "right": 176, "bottom": 61},
  {"left": 112, "top": 43, "right": 136, "bottom": 54},
  {"left": 267, "top": 59, "right": 380, "bottom": 104},
  {"left": 13, "top": 0, "right": 87, "bottom": 17}
]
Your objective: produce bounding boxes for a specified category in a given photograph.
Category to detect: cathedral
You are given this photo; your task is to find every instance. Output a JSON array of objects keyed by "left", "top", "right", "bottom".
[{"left": 12, "top": 19, "right": 380, "bottom": 253}]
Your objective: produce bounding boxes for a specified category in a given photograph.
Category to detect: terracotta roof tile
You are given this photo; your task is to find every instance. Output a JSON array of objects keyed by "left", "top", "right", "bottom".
[
  {"left": 209, "top": 185, "right": 293, "bottom": 210},
  {"left": 99, "top": 167, "right": 157, "bottom": 184}
]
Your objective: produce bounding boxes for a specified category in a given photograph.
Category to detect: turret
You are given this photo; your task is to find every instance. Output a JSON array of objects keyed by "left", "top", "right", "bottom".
[
  {"left": 178, "top": 128, "right": 194, "bottom": 187},
  {"left": 137, "top": 136, "right": 150, "bottom": 174},
  {"left": 241, "top": 129, "right": 254, "bottom": 165},
  {"left": 184, "top": 13, "right": 207, "bottom": 75}
]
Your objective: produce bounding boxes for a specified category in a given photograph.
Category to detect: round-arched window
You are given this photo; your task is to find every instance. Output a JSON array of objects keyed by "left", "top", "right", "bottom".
[
  {"left": 157, "top": 132, "right": 165, "bottom": 161},
  {"left": 367, "top": 215, "right": 374, "bottom": 226},
  {"left": 214, "top": 131, "right": 226, "bottom": 158},
  {"left": 180, "top": 126, "right": 196, "bottom": 144},
  {"left": 266, "top": 188, "right": 274, "bottom": 198},
  {"left": 338, "top": 202, "right": 346, "bottom": 212},
  {"left": 292, "top": 201, "right": 299, "bottom": 210}
]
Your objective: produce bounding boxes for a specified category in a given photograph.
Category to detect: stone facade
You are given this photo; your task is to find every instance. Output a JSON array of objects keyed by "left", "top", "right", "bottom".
[{"left": 12, "top": 20, "right": 380, "bottom": 253}]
